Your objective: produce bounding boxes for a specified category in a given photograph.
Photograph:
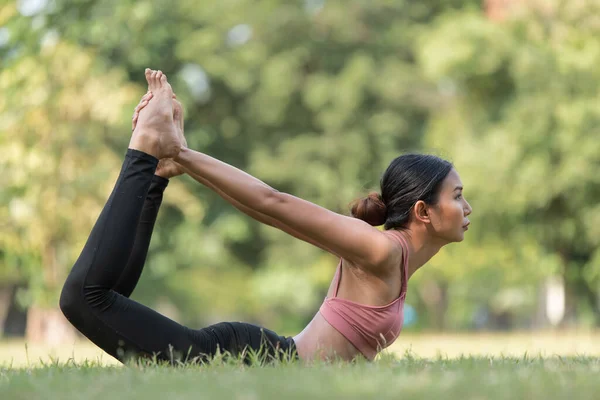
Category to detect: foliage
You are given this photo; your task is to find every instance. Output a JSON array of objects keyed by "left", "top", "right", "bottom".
[
  {"left": 418, "top": 1, "right": 600, "bottom": 324},
  {"left": 1, "top": 0, "right": 599, "bottom": 333}
]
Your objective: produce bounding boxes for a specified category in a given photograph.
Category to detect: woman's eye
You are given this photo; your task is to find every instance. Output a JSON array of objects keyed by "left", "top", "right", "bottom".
[{"left": 455, "top": 194, "right": 462, "bottom": 200}]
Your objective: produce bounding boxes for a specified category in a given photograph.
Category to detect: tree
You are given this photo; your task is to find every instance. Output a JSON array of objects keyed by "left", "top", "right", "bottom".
[
  {"left": 0, "top": 3, "right": 158, "bottom": 341},
  {"left": 7, "top": 0, "right": 569, "bottom": 339},
  {"left": 418, "top": 1, "right": 600, "bottom": 326},
  {"left": 37, "top": 0, "right": 485, "bottom": 332}
]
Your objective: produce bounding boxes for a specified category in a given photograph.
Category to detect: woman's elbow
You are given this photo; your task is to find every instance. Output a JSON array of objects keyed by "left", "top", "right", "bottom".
[{"left": 257, "top": 189, "right": 285, "bottom": 214}]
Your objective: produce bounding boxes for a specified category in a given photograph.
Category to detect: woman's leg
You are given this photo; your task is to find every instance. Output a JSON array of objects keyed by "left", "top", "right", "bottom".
[
  {"left": 59, "top": 70, "right": 205, "bottom": 363},
  {"left": 194, "top": 322, "right": 297, "bottom": 363},
  {"left": 112, "top": 174, "right": 168, "bottom": 298},
  {"left": 60, "top": 70, "right": 295, "bottom": 364},
  {"left": 60, "top": 149, "right": 295, "bottom": 364},
  {"left": 60, "top": 149, "right": 204, "bottom": 363}
]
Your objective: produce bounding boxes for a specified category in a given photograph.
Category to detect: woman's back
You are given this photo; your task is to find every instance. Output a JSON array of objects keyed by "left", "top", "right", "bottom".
[{"left": 293, "top": 230, "right": 407, "bottom": 361}]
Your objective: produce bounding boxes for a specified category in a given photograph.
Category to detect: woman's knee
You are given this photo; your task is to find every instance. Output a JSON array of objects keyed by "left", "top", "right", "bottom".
[
  {"left": 60, "top": 275, "right": 116, "bottom": 321},
  {"left": 59, "top": 274, "right": 84, "bottom": 321}
]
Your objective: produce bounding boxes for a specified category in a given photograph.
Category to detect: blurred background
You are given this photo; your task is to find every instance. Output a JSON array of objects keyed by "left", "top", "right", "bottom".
[{"left": 2, "top": 0, "right": 600, "bottom": 361}]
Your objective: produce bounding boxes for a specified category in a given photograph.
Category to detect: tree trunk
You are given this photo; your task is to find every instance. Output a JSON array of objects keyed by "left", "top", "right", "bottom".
[
  {"left": 0, "top": 285, "right": 13, "bottom": 334},
  {"left": 1, "top": 284, "right": 27, "bottom": 337},
  {"left": 25, "top": 306, "right": 77, "bottom": 345},
  {"left": 557, "top": 248, "right": 598, "bottom": 328},
  {"left": 23, "top": 243, "right": 78, "bottom": 344},
  {"left": 569, "top": 275, "right": 600, "bottom": 327},
  {"left": 419, "top": 280, "right": 449, "bottom": 330}
]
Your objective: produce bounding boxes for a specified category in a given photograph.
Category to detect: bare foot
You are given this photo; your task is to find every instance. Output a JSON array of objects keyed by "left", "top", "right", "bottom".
[
  {"left": 129, "top": 69, "right": 181, "bottom": 159},
  {"left": 156, "top": 99, "right": 187, "bottom": 178},
  {"left": 131, "top": 91, "right": 187, "bottom": 178}
]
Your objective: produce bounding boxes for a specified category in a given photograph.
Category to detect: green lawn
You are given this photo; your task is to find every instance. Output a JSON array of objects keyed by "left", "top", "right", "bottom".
[
  {"left": 2, "top": 333, "right": 600, "bottom": 399},
  {"left": 2, "top": 355, "right": 599, "bottom": 400}
]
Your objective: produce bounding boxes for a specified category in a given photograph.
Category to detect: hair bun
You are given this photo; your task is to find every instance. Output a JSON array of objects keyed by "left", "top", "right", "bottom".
[{"left": 350, "top": 192, "right": 387, "bottom": 226}]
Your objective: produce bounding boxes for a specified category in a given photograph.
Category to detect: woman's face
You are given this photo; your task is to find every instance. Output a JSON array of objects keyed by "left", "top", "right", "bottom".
[{"left": 427, "top": 169, "right": 472, "bottom": 243}]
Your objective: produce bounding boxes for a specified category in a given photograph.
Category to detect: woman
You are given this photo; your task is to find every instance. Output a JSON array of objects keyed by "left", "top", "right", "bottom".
[{"left": 60, "top": 69, "right": 472, "bottom": 365}]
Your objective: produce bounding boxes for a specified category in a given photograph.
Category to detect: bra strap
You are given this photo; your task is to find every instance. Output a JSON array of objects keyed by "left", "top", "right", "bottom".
[
  {"left": 387, "top": 230, "right": 410, "bottom": 295},
  {"left": 332, "top": 259, "right": 343, "bottom": 297}
]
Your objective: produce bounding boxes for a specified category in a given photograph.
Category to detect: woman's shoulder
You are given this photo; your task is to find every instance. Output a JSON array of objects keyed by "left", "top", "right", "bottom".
[
  {"left": 346, "top": 229, "right": 404, "bottom": 276},
  {"left": 382, "top": 229, "right": 409, "bottom": 248}
]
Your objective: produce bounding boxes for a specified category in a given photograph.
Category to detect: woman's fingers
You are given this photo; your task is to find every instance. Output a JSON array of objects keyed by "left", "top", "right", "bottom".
[
  {"left": 134, "top": 99, "right": 150, "bottom": 113},
  {"left": 131, "top": 92, "right": 153, "bottom": 130}
]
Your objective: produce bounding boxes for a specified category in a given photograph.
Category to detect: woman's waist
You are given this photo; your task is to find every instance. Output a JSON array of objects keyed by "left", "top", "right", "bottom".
[
  {"left": 293, "top": 312, "right": 365, "bottom": 362},
  {"left": 318, "top": 299, "right": 403, "bottom": 358}
]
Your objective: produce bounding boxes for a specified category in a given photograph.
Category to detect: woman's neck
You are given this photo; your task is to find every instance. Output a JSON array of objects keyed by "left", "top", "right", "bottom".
[{"left": 395, "top": 227, "right": 445, "bottom": 280}]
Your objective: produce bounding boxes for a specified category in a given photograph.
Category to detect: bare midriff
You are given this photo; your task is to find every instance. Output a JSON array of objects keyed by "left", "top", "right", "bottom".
[{"left": 292, "top": 311, "right": 362, "bottom": 362}]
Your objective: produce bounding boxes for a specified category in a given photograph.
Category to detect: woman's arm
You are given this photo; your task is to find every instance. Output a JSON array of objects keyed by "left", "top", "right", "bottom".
[
  {"left": 181, "top": 166, "right": 337, "bottom": 255},
  {"left": 175, "top": 148, "right": 394, "bottom": 269}
]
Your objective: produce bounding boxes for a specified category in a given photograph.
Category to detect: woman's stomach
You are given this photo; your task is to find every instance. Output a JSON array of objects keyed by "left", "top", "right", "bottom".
[{"left": 292, "top": 311, "right": 366, "bottom": 362}]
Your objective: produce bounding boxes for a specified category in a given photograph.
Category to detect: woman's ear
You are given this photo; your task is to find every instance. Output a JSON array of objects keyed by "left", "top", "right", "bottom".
[{"left": 413, "top": 200, "right": 431, "bottom": 224}]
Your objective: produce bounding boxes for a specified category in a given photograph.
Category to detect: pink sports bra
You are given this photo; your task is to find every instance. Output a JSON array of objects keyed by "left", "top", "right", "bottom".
[{"left": 318, "top": 230, "right": 409, "bottom": 360}]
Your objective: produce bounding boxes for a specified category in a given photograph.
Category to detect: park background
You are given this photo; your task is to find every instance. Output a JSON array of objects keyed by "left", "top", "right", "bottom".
[{"left": 2, "top": 0, "right": 600, "bottom": 364}]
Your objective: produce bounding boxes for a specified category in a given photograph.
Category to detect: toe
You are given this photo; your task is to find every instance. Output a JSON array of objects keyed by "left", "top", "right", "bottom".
[
  {"left": 150, "top": 70, "right": 158, "bottom": 89},
  {"left": 160, "top": 73, "right": 168, "bottom": 87},
  {"left": 145, "top": 69, "right": 152, "bottom": 86},
  {"left": 160, "top": 74, "right": 173, "bottom": 95}
]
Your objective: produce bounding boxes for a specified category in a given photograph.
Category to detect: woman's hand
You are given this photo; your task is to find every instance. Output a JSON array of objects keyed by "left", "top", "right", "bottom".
[{"left": 155, "top": 158, "right": 184, "bottom": 179}]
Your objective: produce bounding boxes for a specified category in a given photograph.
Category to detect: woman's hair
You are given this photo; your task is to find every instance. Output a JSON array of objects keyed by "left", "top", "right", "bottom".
[{"left": 350, "top": 154, "right": 453, "bottom": 230}]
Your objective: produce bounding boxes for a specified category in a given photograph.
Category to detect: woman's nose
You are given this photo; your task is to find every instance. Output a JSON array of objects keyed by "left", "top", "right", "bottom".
[{"left": 464, "top": 200, "right": 472, "bottom": 216}]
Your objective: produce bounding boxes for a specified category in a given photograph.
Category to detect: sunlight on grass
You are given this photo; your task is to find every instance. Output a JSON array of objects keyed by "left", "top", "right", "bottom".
[
  {"left": 2, "top": 334, "right": 600, "bottom": 400},
  {"left": 2, "top": 331, "right": 599, "bottom": 368},
  {"left": 2, "top": 353, "right": 600, "bottom": 400},
  {"left": 387, "top": 330, "right": 600, "bottom": 359}
]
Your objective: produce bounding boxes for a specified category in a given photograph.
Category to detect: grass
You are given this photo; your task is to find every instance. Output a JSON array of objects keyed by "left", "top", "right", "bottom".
[
  {"left": 2, "top": 354, "right": 600, "bottom": 399},
  {"left": 2, "top": 332, "right": 600, "bottom": 399}
]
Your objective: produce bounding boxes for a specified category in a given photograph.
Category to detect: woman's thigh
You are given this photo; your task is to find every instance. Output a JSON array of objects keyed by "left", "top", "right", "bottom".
[{"left": 191, "top": 321, "right": 297, "bottom": 363}]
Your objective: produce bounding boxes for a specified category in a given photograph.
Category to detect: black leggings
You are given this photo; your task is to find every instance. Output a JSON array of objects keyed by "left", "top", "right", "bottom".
[{"left": 59, "top": 149, "right": 296, "bottom": 365}]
